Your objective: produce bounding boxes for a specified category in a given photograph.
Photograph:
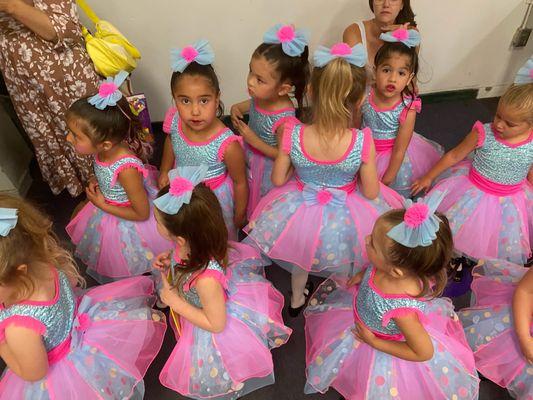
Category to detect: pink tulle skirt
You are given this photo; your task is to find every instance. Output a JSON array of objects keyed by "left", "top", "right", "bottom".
[
  {"left": 304, "top": 277, "right": 479, "bottom": 399},
  {"left": 0, "top": 277, "right": 166, "bottom": 399},
  {"left": 459, "top": 259, "right": 532, "bottom": 399}
]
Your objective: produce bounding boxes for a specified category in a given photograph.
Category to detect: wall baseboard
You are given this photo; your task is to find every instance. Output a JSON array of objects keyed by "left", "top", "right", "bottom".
[
  {"left": 476, "top": 84, "right": 510, "bottom": 99},
  {"left": 420, "top": 89, "right": 479, "bottom": 104}
]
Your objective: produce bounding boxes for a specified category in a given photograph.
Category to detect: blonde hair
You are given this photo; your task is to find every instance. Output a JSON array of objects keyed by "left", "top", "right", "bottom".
[
  {"left": 500, "top": 83, "right": 533, "bottom": 123},
  {"left": 0, "top": 194, "right": 84, "bottom": 303},
  {"left": 310, "top": 58, "right": 367, "bottom": 137}
]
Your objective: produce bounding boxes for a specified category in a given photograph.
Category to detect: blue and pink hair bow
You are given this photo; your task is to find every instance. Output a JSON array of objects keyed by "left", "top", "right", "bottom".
[
  {"left": 0, "top": 208, "right": 18, "bottom": 237},
  {"left": 170, "top": 39, "right": 215, "bottom": 73},
  {"left": 380, "top": 28, "right": 421, "bottom": 48},
  {"left": 154, "top": 165, "right": 209, "bottom": 215},
  {"left": 313, "top": 42, "right": 367, "bottom": 68},
  {"left": 515, "top": 55, "right": 533, "bottom": 84},
  {"left": 386, "top": 191, "right": 446, "bottom": 248},
  {"left": 263, "top": 24, "right": 309, "bottom": 57},
  {"left": 88, "top": 70, "right": 129, "bottom": 110}
]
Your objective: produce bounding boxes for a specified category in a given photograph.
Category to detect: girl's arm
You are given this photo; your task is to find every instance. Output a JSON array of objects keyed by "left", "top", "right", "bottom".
[
  {"left": 0, "top": 325, "right": 48, "bottom": 381},
  {"left": 159, "top": 136, "right": 175, "bottom": 189},
  {"left": 1, "top": 0, "right": 56, "bottom": 41},
  {"left": 354, "top": 313, "right": 434, "bottom": 362},
  {"left": 271, "top": 144, "right": 293, "bottom": 186},
  {"left": 224, "top": 141, "right": 248, "bottom": 229},
  {"left": 86, "top": 168, "right": 150, "bottom": 221},
  {"left": 513, "top": 269, "right": 533, "bottom": 364},
  {"left": 358, "top": 140, "right": 380, "bottom": 200},
  {"left": 230, "top": 100, "right": 251, "bottom": 128},
  {"left": 381, "top": 109, "right": 415, "bottom": 186},
  {"left": 411, "top": 128, "right": 478, "bottom": 195}
]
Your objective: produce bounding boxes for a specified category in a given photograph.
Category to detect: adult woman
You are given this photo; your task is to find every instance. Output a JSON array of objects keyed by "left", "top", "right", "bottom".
[{"left": 0, "top": 0, "right": 100, "bottom": 196}]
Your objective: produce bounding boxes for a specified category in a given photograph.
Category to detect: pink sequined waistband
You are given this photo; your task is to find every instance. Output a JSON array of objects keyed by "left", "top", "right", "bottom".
[
  {"left": 295, "top": 177, "right": 357, "bottom": 193},
  {"left": 469, "top": 168, "right": 524, "bottom": 196},
  {"left": 373, "top": 138, "right": 395, "bottom": 152},
  {"left": 204, "top": 173, "right": 228, "bottom": 190},
  {"left": 47, "top": 336, "right": 72, "bottom": 364}
]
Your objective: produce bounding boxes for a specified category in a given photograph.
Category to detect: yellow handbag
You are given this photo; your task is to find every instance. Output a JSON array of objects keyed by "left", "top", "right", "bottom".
[{"left": 76, "top": 0, "right": 141, "bottom": 77}]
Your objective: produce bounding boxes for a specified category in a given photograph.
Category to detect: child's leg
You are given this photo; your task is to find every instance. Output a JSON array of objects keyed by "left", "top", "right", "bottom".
[{"left": 291, "top": 268, "right": 309, "bottom": 308}]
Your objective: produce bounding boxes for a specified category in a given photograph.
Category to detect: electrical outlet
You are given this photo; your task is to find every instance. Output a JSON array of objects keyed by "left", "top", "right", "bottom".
[{"left": 512, "top": 27, "right": 532, "bottom": 47}]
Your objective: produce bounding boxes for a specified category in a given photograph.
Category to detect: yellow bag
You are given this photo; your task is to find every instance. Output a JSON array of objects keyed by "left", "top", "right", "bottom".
[{"left": 76, "top": 0, "right": 141, "bottom": 77}]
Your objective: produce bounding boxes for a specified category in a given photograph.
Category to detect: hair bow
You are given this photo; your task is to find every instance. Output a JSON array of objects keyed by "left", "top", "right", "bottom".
[
  {"left": 313, "top": 42, "right": 367, "bottom": 68},
  {"left": 88, "top": 70, "right": 129, "bottom": 110},
  {"left": 514, "top": 55, "right": 533, "bottom": 84},
  {"left": 263, "top": 24, "right": 309, "bottom": 57},
  {"left": 0, "top": 208, "right": 18, "bottom": 237},
  {"left": 386, "top": 191, "right": 446, "bottom": 248},
  {"left": 379, "top": 28, "right": 421, "bottom": 48},
  {"left": 154, "top": 165, "right": 209, "bottom": 215},
  {"left": 170, "top": 39, "right": 215, "bottom": 73}
]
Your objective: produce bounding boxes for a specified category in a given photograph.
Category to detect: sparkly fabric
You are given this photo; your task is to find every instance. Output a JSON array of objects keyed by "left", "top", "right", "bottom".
[
  {"left": 290, "top": 124, "right": 364, "bottom": 188},
  {"left": 0, "top": 271, "right": 75, "bottom": 351},
  {"left": 248, "top": 100, "right": 295, "bottom": 147},
  {"left": 177, "top": 260, "right": 226, "bottom": 308},
  {"left": 472, "top": 123, "right": 533, "bottom": 185},
  {"left": 361, "top": 92, "right": 414, "bottom": 140},
  {"left": 94, "top": 156, "right": 145, "bottom": 204},
  {"left": 356, "top": 268, "right": 425, "bottom": 337}
]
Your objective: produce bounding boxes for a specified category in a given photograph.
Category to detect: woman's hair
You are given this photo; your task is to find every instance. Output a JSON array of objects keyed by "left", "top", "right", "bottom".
[
  {"left": 374, "top": 41, "right": 419, "bottom": 101},
  {"left": 67, "top": 96, "right": 152, "bottom": 163},
  {"left": 0, "top": 195, "right": 84, "bottom": 303},
  {"left": 155, "top": 183, "right": 228, "bottom": 289},
  {"left": 310, "top": 58, "right": 367, "bottom": 136},
  {"left": 379, "top": 210, "right": 453, "bottom": 298},
  {"left": 499, "top": 83, "right": 533, "bottom": 123},
  {"left": 170, "top": 62, "right": 224, "bottom": 117},
  {"left": 252, "top": 43, "right": 311, "bottom": 110},
  {"left": 369, "top": 0, "right": 417, "bottom": 26}
]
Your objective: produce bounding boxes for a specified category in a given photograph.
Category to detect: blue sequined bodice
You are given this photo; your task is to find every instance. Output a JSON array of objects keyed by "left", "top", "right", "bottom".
[
  {"left": 356, "top": 268, "right": 426, "bottom": 337},
  {"left": 472, "top": 123, "right": 533, "bottom": 185},
  {"left": 94, "top": 155, "right": 145, "bottom": 204},
  {"left": 169, "top": 115, "right": 236, "bottom": 180},
  {"left": 175, "top": 260, "right": 226, "bottom": 308},
  {"left": 248, "top": 99, "right": 296, "bottom": 147},
  {"left": 0, "top": 270, "right": 75, "bottom": 351},
  {"left": 290, "top": 124, "right": 364, "bottom": 188}
]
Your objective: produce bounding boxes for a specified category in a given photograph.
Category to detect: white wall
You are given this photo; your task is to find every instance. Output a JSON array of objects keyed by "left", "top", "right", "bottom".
[{"left": 79, "top": 0, "right": 533, "bottom": 120}]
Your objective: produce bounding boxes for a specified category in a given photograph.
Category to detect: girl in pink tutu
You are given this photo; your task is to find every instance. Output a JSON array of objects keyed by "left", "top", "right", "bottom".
[
  {"left": 360, "top": 28, "right": 443, "bottom": 197},
  {"left": 412, "top": 83, "right": 533, "bottom": 265},
  {"left": 159, "top": 40, "right": 248, "bottom": 240},
  {"left": 65, "top": 70, "right": 172, "bottom": 283},
  {"left": 0, "top": 194, "right": 166, "bottom": 399},
  {"left": 230, "top": 24, "right": 310, "bottom": 217},
  {"left": 304, "top": 193, "right": 479, "bottom": 399},
  {"left": 245, "top": 42, "right": 403, "bottom": 317},
  {"left": 459, "top": 259, "right": 532, "bottom": 399},
  {"left": 153, "top": 166, "right": 292, "bottom": 399}
]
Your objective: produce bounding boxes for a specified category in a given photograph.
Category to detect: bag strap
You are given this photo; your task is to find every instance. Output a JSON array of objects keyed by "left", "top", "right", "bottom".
[{"left": 76, "top": 0, "right": 100, "bottom": 25}]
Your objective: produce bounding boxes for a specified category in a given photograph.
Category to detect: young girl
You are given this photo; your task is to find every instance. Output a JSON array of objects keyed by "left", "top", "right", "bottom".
[
  {"left": 245, "top": 42, "right": 402, "bottom": 317},
  {"left": 65, "top": 71, "right": 172, "bottom": 283},
  {"left": 160, "top": 40, "right": 248, "bottom": 240},
  {"left": 230, "top": 24, "right": 310, "bottom": 216},
  {"left": 360, "top": 28, "right": 443, "bottom": 197},
  {"left": 304, "top": 195, "right": 479, "bottom": 399},
  {"left": 153, "top": 166, "right": 292, "bottom": 399},
  {"left": 459, "top": 259, "right": 532, "bottom": 399},
  {"left": 0, "top": 195, "right": 166, "bottom": 399},
  {"left": 412, "top": 83, "right": 533, "bottom": 265}
]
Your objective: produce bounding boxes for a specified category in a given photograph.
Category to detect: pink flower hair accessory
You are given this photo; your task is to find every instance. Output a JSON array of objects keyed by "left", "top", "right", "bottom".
[
  {"left": 380, "top": 28, "right": 421, "bottom": 48},
  {"left": 88, "top": 70, "right": 129, "bottom": 110},
  {"left": 263, "top": 24, "right": 309, "bottom": 57},
  {"left": 404, "top": 203, "right": 429, "bottom": 228},
  {"left": 171, "top": 39, "right": 215, "bottom": 73},
  {"left": 330, "top": 43, "right": 352, "bottom": 56},
  {"left": 313, "top": 42, "right": 367, "bottom": 68},
  {"left": 169, "top": 177, "right": 194, "bottom": 197},
  {"left": 515, "top": 55, "right": 533, "bottom": 84}
]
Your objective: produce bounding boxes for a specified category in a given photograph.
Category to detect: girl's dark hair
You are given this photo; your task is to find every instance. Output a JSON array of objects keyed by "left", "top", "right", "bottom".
[
  {"left": 67, "top": 96, "right": 151, "bottom": 162},
  {"left": 369, "top": 0, "right": 417, "bottom": 26},
  {"left": 374, "top": 41, "right": 419, "bottom": 101},
  {"left": 252, "top": 43, "right": 310, "bottom": 111},
  {"left": 380, "top": 210, "right": 453, "bottom": 298},
  {"left": 170, "top": 62, "right": 224, "bottom": 117},
  {"left": 156, "top": 183, "right": 228, "bottom": 289}
]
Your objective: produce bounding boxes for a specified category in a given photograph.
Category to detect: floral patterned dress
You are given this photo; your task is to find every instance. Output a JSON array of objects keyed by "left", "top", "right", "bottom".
[{"left": 0, "top": 0, "right": 100, "bottom": 196}]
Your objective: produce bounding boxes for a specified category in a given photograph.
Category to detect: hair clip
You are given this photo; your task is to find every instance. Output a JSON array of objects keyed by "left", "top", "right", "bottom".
[
  {"left": 514, "top": 55, "right": 533, "bottom": 84},
  {"left": 263, "top": 24, "right": 309, "bottom": 57},
  {"left": 88, "top": 70, "right": 129, "bottom": 110},
  {"left": 379, "top": 28, "right": 421, "bottom": 48},
  {"left": 313, "top": 42, "right": 367, "bottom": 68},
  {"left": 0, "top": 208, "right": 18, "bottom": 237},
  {"left": 170, "top": 39, "right": 215, "bottom": 73}
]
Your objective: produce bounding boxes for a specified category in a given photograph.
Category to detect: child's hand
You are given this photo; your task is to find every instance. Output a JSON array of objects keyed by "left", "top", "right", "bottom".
[
  {"left": 233, "top": 211, "right": 247, "bottom": 230},
  {"left": 153, "top": 251, "right": 171, "bottom": 271},
  {"left": 518, "top": 336, "right": 533, "bottom": 364},
  {"left": 381, "top": 22, "right": 411, "bottom": 32},
  {"left": 85, "top": 184, "right": 106, "bottom": 209},
  {"left": 159, "top": 271, "right": 180, "bottom": 308},
  {"left": 87, "top": 177, "right": 99, "bottom": 193},
  {"left": 230, "top": 104, "right": 244, "bottom": 129},
  {"left": 411, "top": 176, "right": 433, "bottom": 196},
  {"left": 234, "top": 119, "right": 256, "bottom": 144},
  {"left": 381, "top": 174, "right": 394, "bottom": 187},
  {"left": 158, "top": 170, "right": 170, "bottom": 189},
  {"left": 347, "top": 271, "right": 364, "bottom": 287},
  {"left": 352, "top": 321, "right": 377, "bottom": 346}
]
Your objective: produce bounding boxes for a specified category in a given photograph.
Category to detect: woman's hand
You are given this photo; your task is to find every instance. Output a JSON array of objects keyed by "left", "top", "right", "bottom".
[
  {"left": 0, "top": 0, "right": 19, "bottom": 14},
  {"left": 153, "top": 251, "right": 171, "bottom": 271}
]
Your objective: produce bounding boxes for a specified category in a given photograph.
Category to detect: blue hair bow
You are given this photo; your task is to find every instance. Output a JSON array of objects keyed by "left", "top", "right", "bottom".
[
  {"left": 88, "top": 70, "right": 129, "bottom": 110},
  {"left": 313, "top": 42, "right": 367, "bottom": 68},
  {"left": 154, "top": 165, "right": 209, "bottom": 215},
  {"left": 387, "top": 190, "right": 447, "bottom": 248},
  {"left": 170, "top": 39, "right": 215, "bottom": 73},
  {"left": 0, "top": 208, "right": 18, "bottom": 237},
  {"left": 515, "top": 55, "right": 533, "bottom": 84},
  {"left": 379, "top": 28, "right": 421, "bottom": 48},
  {"left": 263, "top": 24, "right": 309, "bottom": 57}
]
